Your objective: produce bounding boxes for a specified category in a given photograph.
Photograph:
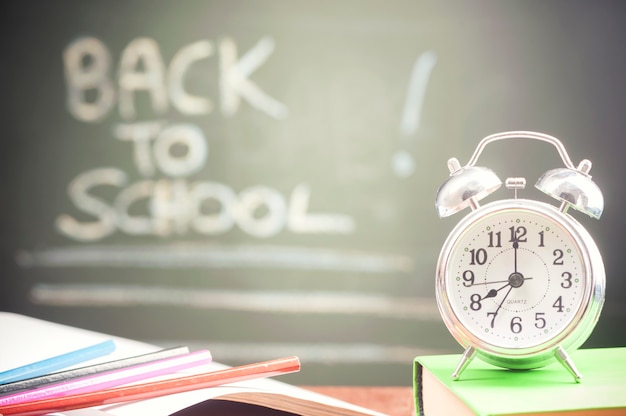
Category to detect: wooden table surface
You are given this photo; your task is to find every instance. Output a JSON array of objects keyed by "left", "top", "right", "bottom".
[{"left": 304, "top": 386, "right": 415, "bottom": 416}]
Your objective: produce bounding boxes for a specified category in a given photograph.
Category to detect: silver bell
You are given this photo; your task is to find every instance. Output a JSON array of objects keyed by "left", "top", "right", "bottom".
[
  {"left": 436, "top": 158, "right": 502, "bottom": 218},
  {"left": 536, "top": 159, "right": 604, "bottom": 219}
]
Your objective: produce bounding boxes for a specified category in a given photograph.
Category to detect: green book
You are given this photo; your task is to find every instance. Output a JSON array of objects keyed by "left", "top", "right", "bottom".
[{"left": 414, "top": 347, "right": 626, "bottom": 416}]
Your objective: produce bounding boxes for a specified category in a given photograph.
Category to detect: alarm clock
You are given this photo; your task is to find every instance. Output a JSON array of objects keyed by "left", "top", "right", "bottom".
[{"left": 435, "top": 131, "right": 605, "bottom": 382}]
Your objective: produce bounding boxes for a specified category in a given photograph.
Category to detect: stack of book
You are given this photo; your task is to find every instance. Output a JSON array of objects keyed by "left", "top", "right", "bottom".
[{"left": 414, "top": 348, "right": 626, "bottom": 415}]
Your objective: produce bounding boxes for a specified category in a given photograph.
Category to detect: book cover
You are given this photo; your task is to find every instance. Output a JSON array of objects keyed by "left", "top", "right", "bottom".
[
  {"left": 414, "top": 348, "right": 626, "bottom": 416},
  {"left": 0, "top": 312, "right": 386, "bottom": 416}
]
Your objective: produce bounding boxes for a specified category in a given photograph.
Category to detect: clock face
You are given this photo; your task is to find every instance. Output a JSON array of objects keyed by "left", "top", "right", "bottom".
[{"left": 439, "top": 203, "right": 591, "bottom": 351}]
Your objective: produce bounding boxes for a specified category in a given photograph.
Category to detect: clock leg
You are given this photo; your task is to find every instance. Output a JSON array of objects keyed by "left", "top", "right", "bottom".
[
  {"left": 555, "top": 346, "right": 583, "bottom": 383},
  {"left": 451, "top": 346, "right": 476, "bottom": 380}
]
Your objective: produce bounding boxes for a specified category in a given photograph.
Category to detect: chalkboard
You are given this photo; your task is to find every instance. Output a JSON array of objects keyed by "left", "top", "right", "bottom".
[{"left": 2, "top": 0, "right": 626, "bottom": 385}]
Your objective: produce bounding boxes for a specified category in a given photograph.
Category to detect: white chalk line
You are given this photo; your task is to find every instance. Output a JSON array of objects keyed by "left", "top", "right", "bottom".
[
  {"left": 30, "top": 284, "right": 440, "bottom": 320},
  {"left": 17, "top": 243, "right": 415, "bottom": 274}
]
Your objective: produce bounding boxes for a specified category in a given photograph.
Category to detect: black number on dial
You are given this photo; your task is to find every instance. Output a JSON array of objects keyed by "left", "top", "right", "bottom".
[
  {"left": 561, "top": 271, "right": 573, "bottom": 289},
  {"left": 534, "top": 312, "right": 546, "bottom": 329},
  {"left": 553, "top": 296, "right": 564, "bottom": 312},
  {"left": 553, "top": 249, "right": 564, "bottom": 265},
  {"left": 509, "top": 226, "right": 527, "bottom": 243},
  {"left": 510, "top": 316, "right": 523, "bottom": 333},
  {"left": 470, "top": 294, "right": 482, "bottom": 311},
  {"left": 488, "top": 231, "right": 502, "bottom": 248},
  {"left": 462, "top": 270, "right": 475, "bottom": 287},
  {"left": 469, "top": 248, "right": 487, "bottom": 265}
]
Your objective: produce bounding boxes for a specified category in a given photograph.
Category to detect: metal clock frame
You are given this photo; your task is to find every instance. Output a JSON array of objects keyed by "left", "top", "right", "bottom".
[
  {"left": 434, "top": 131, "right": 606, "bottom": 382},
  {"left": 436, "top": 199, "right": 605, "bottom": 381}
]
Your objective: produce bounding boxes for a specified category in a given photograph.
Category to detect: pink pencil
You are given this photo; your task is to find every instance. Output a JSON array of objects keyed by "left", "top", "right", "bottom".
[{"left": 0, "top": 350, "right": 212, "bottom": 406}]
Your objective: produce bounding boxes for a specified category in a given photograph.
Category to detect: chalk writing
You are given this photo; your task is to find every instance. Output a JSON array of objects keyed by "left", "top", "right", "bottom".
[
  {"left": 55, "top": 33, "right": 440, "bottom": 260},
  {"left": 114, "top": 122, "right": 207, "bottom": 178},
  {"left": 58, "top": 35, "right": 355, "bottom": 242},
  {"left": 63, "top": 35, "right": 287, "bottom": 121},
  {"left": 56, "top": 170, "right": 355, "bottom": 241},
  {"left": 393, "top": 50, "right": 437, "bottom": 178}
]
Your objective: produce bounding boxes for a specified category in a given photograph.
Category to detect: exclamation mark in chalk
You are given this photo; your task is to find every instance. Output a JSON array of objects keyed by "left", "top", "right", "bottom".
[{"left": 392, "top": 50, "right": 437, "bottom": 178}]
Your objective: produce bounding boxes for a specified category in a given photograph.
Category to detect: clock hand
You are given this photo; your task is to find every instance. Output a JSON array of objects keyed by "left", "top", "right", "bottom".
[
  {"left": 484, "top": 270, "right": 533, "bottom": 328},
  {"left": 482, "top": 282, "right": 510, "bottom": 299},
  {"left": 467, "top": 277, "right": 533, "bottom": 287},
  {"left": 513, "top": 238, "right": 519, "bottom": 274},
  {"left": 488, "top": 285, "right": 514, "bottom": 328},
  {"left": 483, "top": 288, "right": 498, "bottom": 299}
]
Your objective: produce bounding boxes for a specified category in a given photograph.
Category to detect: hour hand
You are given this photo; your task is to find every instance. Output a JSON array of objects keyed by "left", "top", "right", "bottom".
[
  {"left": 483, "top": 289, "right": 498, "bottom": 299},
  {"left": 482, "top": 282, "right": 511, "bottom": 298}
]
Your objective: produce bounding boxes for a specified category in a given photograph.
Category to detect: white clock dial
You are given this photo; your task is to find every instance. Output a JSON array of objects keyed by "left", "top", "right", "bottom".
[
  {"left": 436, "top": 199, "right": 603, "bottom": 363},
  {"left": 445, "top": 207, "right": 585, "bottom": 349}
]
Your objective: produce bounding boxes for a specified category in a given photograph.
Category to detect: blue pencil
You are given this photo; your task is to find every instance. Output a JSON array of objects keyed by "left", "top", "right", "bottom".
[{"left": 0, "top": 340, "right": 116, "bottom": 384}]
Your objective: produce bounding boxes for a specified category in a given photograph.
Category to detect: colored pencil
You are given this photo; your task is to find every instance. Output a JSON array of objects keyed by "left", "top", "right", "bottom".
[
  {"left": 0, "top": 346, "right": 189, "bottom": 395},
  {"left": 0, "top": 340, "right": 116, "bottom": 385},
  {"left": 0, "top": 350, "right": 212, "bottom": 405},
  {"left": 0, "top": 356, "right": 301, "bottom": 416}
]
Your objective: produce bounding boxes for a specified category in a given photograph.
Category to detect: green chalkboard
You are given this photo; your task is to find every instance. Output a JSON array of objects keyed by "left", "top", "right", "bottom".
[{"left": 2, "top": 1, "right": 626, "bottom": 385}]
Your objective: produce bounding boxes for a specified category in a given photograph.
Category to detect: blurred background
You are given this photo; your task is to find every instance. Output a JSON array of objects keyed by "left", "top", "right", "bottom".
[{"left": 1, "top": 0, "right": 625, "bottom": 386}]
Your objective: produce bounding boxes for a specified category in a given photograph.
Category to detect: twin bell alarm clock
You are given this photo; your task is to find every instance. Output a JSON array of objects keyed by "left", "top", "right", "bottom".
[{"left": 434, "top": 131, "right": 605, "bottom": 382}]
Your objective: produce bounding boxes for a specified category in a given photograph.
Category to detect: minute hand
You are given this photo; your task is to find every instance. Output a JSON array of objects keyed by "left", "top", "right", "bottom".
[
  {"left": 513, "top": 238, "right": 519, "bottom": 273},
  {"left": 489, "top": 285, "right": 514, "bottom": 327}
]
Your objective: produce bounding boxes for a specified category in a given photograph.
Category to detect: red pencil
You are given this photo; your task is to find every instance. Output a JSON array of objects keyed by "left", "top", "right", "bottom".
[{"left": 0, "top": 356, "right": 301, "bottom": 416}]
